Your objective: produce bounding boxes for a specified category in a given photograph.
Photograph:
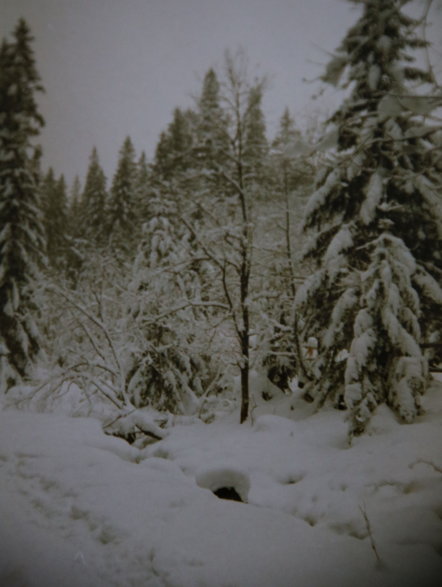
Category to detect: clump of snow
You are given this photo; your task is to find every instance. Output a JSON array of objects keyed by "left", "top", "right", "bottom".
[
  {"left": 303, "top": 167, "right": 341, "bottom": 221},
  {"left": 378, "top": 94, "right": 403, "bottom": 119},
  {"left": 368, "top": 64, "right": 380, "bottom": 90},
  {"left": 234, "top": 369, "right": 288, "bottom": 407},
  {"left": 324, "top": 224, "right": 353, "bottom": 265},
  {"left": 377, "top": 35, "right": 392, "bottom": 53},
  {"left": 360, "top": 169, "right": 384, "bottom": 225},
  {"left": 322, "top": 288, "right": 359, "bottom": 349},
  {"left": 414, "top": 269, "right": 442, "bottom": 305}
]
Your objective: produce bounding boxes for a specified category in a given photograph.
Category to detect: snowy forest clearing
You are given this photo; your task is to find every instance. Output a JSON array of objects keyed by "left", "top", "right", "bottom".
[
  {"left": 1, "top": 377, "right": 441, "bottom": 587},
  {"left": 1, "top": 3, "right": 442, "bottom": 585}
]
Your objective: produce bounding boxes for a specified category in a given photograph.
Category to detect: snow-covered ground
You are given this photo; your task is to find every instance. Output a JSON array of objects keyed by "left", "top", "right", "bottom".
[{"left": 1, "top": 377, "right": 441, "bottom": 587}]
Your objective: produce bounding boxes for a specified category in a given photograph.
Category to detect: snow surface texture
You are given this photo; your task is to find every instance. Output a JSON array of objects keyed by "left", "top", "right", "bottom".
[{"left": 1, "top": 378, "right": 441, "bottom": 586}]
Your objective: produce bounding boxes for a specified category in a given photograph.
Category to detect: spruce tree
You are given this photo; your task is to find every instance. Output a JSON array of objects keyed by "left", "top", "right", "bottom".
[
  {"left": 42, "top": 169, "right": 68, "bottom": 268},
  {"left": 125, "top": 193, "right": 208, "bottom": 413},
  {"left": 195, "top": 68, "right": 229, "bottom": 174},
  {"left": 271, "top": 108, "right": 313, "bottom": 194},
  {"left": 296, "top": 0, "right": 442, "bottom": 436},
  {"left": 153, "top": 108, "right": 195, "bottom": 180},
  {"left": 0, "top": 20, "right": 46, "bottom": 391},
  {"left": 243, "top": 83, "right": 268, "bottom": 186},
  {"left": 62, "top": 174, "right": 83, "bottom": 284},
  {"left": 81, "top": 147, "right": 107, "bottom": 246},
  {"left": 68, "top": 175, "right": 82, "bottom": 236},
  {"left": 136, "top": 150, "right": 150, "bottom": 206},
  {"left": 107, "top": 136, "right": 137, "bottom": 250}
]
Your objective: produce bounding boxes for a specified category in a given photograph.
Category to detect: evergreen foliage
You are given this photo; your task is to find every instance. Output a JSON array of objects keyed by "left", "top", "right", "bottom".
[
  {"left": 271, "top": 108, "right": 313, "bottom": 193},
  {"left": 296, "top": 0, "right": 442, "bottom": 436},
  {"left": 68, "top": 175, "right": 82, "bottom": 236},
  {"left": 42, "top": 168, "right": 68, "bottom": 268},
  {"left": 81, "top": 147, "right": 107, "bottom": 246},
  {"left": 0, "top": 19, "right": 46, "bottom": 391},
  {"left": 153, "top": 108, "right": 195, "bottom": 180},
  {"left": 194, "top": 68, "right": 229, "bottom": 174},
  {"left": 243, "top": 83, "right": 268, "bottom": 186},
  {"left": 125, "top": 194, "right": 216, "bottom": 413},
  {"left": 135, "top": 151, "right": 151, "bottom": 221},
  {"left": 107, "top": 136, "right": 138, "bottom": 252}
]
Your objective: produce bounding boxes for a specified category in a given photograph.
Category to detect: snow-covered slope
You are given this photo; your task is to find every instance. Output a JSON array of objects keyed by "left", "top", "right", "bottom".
[{"left": 1, "top": 379, "right": 441, "bottom": 586}]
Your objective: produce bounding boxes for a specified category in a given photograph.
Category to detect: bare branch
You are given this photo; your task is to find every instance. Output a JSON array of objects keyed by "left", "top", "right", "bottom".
[{"left": 359, "top": 503, "right": 384, "bottom": 568}]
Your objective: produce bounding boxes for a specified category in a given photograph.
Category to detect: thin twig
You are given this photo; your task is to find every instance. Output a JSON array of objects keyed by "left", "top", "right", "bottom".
[{"left": 359, "top": 503, "right": 384, "bottom": 568}]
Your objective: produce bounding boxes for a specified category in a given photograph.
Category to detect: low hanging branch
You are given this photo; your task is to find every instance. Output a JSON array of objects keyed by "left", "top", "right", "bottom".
[
  {"left": 15, "top": 361, "right": 125, "bottom": 410},
  {"left": 47, "top": 284, "right": 129, "bottom": 405}
]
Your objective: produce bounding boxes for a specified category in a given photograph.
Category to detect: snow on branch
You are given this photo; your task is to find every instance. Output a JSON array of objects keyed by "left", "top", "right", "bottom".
[
  {"left": 360, "top": 170, "right": 384, "bottom": 225},
  {"left": 303, "top": 168, "right": 341, "bottom": 225}
]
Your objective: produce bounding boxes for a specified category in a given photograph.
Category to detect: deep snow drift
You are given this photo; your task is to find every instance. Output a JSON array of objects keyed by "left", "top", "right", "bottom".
[{"left": 1, "top": 377, "right": 441, "bottom": 587}]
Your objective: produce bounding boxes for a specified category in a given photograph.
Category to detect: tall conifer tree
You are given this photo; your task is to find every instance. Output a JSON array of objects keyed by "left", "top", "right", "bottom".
[
  {"left": 296, "top": 0, "right": 442, "bottom": 436},
  {"left": 195, "top": 68, "right": 229, "bottom": 173},
  {"left": 135, "top": 151, "right": 152, "bottom": 223},
  {"left": 68, "top": 175, "right": 82, "bottom": 236},
  {"left": 42, "top": 169, "right": 68, "bottom": 268},
  {"left": 243, "top": 83, "right": 268, "bottom": 183},
  {"left": 0, "top": 20, "right": 46, "bottom": 390},
  {"left": 81, "top": 147, "right": 107, "bottom": 246},
  {"left": 107, "top": 136, "right": 137, "bottom": 250},
  {"left": 153, "top": 109, "right": 195, "bottom": 180}
]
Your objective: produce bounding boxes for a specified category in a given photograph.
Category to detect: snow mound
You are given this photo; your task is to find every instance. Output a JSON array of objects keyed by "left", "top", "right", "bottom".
[
  {"left": 103, "top": 408, "right": 167, "bottom": 447},
  {"left": 196, "top": 466, "right": 250, "bottom": 502},
  {"left": 253, "top": 414, "right": 296, "bottom": 434}
]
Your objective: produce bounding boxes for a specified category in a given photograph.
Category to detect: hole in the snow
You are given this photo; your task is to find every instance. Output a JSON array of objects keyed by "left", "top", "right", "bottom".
[
  {"left": 196, "top": 467, "right": 250, "bottom": 503},
  {"left": 213, "top": 486, "right": 243, "bottom": 502}
]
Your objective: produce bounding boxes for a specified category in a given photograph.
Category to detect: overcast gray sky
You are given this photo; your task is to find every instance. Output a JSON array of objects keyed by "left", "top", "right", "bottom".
[{"left": 1, "top": 0, "right": 441, "bottom": 185}]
